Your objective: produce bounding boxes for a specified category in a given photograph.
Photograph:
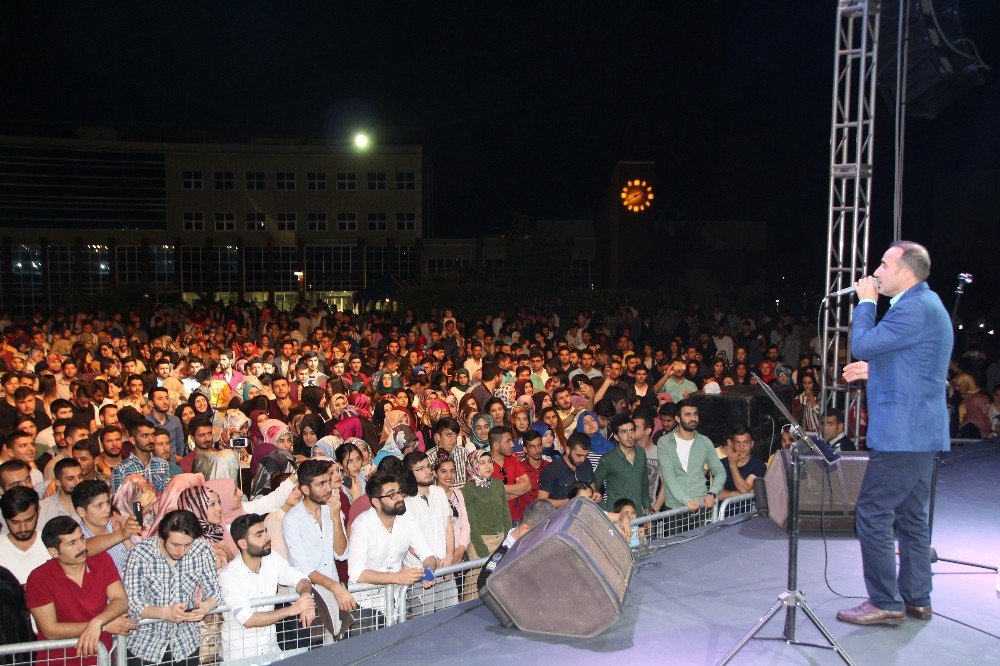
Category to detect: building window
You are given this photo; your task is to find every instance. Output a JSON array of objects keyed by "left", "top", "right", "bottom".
[
  {"left": 571, "top": 259, "right": 597, "bottom": 290},
  {"left": 276, "top": 212, "right": 297, "bottom": 231},
  {"left": 245, "top": 212, "right": 265, "bottom": 231},
  {"left": 336, "top": 212, "right": 357, "bottom": 231},
  {"left": 276, "top": 172, "right": 296, "bottom": 190},
  {"left": 395, "top": 212, "right": 416, "bottom": 232},
  {"left": 214, "top": 212, "right": 236, "bottom": 231},
  {"left": 393, "top": 246, "right": 417, "bottom": 281},
  {"left": 244, "top": 246, "right": 267, "bottom": 291},
  {"left": 47, "top": 246, "right": 75, "bottom": 289},
  {"left": 211, "top": 246, "right": 239, "bottom": 293},
  {"left": 116, "top": 246, "right": 142, "bottom": 284},
  {"left": 180, "top": 247, "right": 205, "bottom": 292},
  {"left": 183, "top": 212, "right": 205, "bottom": 231},
  {"left": 483, "top": 258, "right": 505, "bottom": 279},
  {"left": 426, "top": 258, "right": 473, "bottom": 275},
  {"left": 395, "top": 171, "right": 415, "bottom": 190},
  {"left": 274, "top": 246, "right": 300, "bottom": 291},
  {"left": 336, "top": 172, "right": 357, "bottom": 191},
  {"left": 149, "top": 245, "right": 175, "bottom": 286},
  {"left": 182, "top": 171, "right": 203, "bottom": 189},
  {"left": 214, "top": 171, "right": 234, "bottom": 190},
  {"left": 307, "top": 172, "right": 327, "bottom": 190},
  {"left": 9, "top": 245, "right": 43, "bottom": 313},
  {"left": 367, "top": 212, "right": 387, "bottom": 231},
  {"left": 367, "top": 172, "right": 387, "bottom": 190},
  {"left": 307, "top": 212, "right": 328, "bottom": 232},
  {"left": 80, "top": 246, "right": 111, "bottom": 296},
  {"left": 245, "top": 171, "right": 265, "bottom": 189},
  {"left": 306, "top": 245, "right": 358, "bottom": 291},
  {"left": 365, "top": 245, "right": 385, "bottom": 285}
]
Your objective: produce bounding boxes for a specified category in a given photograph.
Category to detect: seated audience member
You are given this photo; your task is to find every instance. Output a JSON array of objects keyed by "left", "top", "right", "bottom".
[
  {"left": 94, "top": 426, "right": 125, "bottom": 480},
  {"left": 594, "top": 414, "right": 651, "bottom": 514},
  {"left": 425, "top": 417, "right": 473, "bottom": 488},
  {"left": 26, "top": 516, "right": 136, "bottom": 663},
  {"left": 219, "top": 513, "right": 316, "bottom": 661},
  {"left": 476, "top": 498, "right": 556, "bottom": 592},
  {"left": 656, "top": 400, "right": 725, "bottom": 511},
  {"left": 38, "top": 457, "right": 84, "bottom": 530},
  {"left": 719, "top": 427, "right": 767, "bottom": 500},
  {"left": 488, "top": 426, "right": 530, "bottom": 522},
  {"left": 111, "top": 420, "right": 169, "bottom": 494},
  {"left": 0, "top": 486, "right": 50, "bottom": 584},
  {"left": 123, "top": 509, "right": 222, "bottom": 665},
  {"left": 821, "top": 409, "right": 856, "bottom": 452},
  {"left": 537, "top": 432, "right": 598, "bottom": 507},
  {"left": 347, "top": 470, "right": 441, "bottom": 625},
  {"left": 0, "top": 459, "right": 35, "bottom": 494},
  {"left": 73, "top": 479, "right": 142, "bottom": 574},
  {"left": 283, "top": 459, "right": 357, "bottom": 634},
  {"left": 2, "top": 430, "right": 43, "bottom": 486},
  {"left": 402, "top": 451, "right": 457, "bottom": 613},
  {"left": 460, "top": 449, "right": 512, "bottom": 602},
  {"left": 178, "top": 416, "right": 215, "bottom": 474},
  {"left": 516, "top": 430, "right": 549, "bottom": 510}
]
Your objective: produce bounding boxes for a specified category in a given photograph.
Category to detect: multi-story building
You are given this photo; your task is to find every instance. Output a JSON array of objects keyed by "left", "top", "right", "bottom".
[{"left": 0, "top": 124, "right": 423, "bottom": 312}]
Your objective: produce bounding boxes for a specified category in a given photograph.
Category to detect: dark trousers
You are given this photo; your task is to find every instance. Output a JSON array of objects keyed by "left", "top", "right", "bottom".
[
  {"left": 855, "top": 450, "right": 936, "bottom": 611},
  {"left": 127, "top": 648, "right": 199, "bottom": 666}
]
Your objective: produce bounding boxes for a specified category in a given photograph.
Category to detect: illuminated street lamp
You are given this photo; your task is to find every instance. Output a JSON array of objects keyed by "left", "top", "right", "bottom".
[{"left": 353, "top": 132, "right": 370, "bottom": 150}]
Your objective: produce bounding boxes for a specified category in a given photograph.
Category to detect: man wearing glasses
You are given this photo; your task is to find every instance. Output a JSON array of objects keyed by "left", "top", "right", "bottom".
[
  {"left": 402, "top": 452, "right": 457, "bottom": 614},
  {"left": 347, "top": 470, "right": 440, "bottom": 628}
]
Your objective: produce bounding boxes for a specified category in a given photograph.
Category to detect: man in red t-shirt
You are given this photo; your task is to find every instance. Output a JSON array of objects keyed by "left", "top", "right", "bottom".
[
  {"left": 517, "top": 431, "right": 550, "bottom": 516},
  {"left": 26, "top": 516, "right": 136, "bottom": 665},
  {"left": 488, "top": 426, "right": 531, "bottom": 522}
]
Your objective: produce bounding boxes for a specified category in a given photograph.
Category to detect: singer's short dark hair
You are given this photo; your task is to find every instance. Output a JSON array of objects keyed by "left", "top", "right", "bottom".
[{"left": 890, "top": 241, "right": 931, "bottom": 281}]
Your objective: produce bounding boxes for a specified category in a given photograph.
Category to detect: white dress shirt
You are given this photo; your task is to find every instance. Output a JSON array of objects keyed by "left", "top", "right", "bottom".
[
  {"left": 347, "top": 508, "right": 434, "bottom": 609},
  {"left": 282, "top": 501, "right": 347, "bottom": 584},
  {"left": 403, "top": 486, "right": 451, "bottom": 567},
  {"left": 219, "top": 552, "right": 309, "bottom": 661}
]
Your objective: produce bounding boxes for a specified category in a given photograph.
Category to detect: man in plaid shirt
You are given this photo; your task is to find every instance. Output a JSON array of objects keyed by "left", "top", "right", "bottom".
[{"left": 122, "top": 510, "right": 221, "bottom": 665}]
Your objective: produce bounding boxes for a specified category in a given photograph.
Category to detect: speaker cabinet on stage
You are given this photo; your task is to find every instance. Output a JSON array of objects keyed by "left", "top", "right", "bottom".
[
  {"left": 481, "top": 497, "right": 633, "bottom": 638},
  {"left": 763, "top": 450, "right": 869, "bottom": 534},
  {"left": 686, "top": 384, "right": 794, "bottom": 453}
]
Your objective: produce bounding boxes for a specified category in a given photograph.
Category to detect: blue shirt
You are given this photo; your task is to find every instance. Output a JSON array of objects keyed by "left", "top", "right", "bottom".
[
  {"left": 111, "top": 454, "right": 170, "bottom": 495},
  {"left": 147, "top": 411, "right": 187, "bottom": 459}
]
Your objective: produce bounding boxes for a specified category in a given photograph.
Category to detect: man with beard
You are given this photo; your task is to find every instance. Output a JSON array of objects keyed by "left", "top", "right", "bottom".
[
  {"left": 282, "top": 459, "right": 356, "bottom": 632},
  {"left": 110, "top": 421, "right": 169, "bottom": 494},
  {"left": 26, "top": 516, "right": 134, "bottom": 663},
  {"left": 94, "top": 426, "right": 125, "bottom": 480},
  {"left": 212, "top": 350, "right": 244, "bottom": 394},
  {"left": 347, "top": 470, "right": 439, "bottom": 629},
  {"left": 656, "top": 400, "right": 725, "bottom": 512},
  {"left": 0, "top": 487, "right": 50, "bottom": 583},
  {"left": 38, "top": 458, "right": 84, "bottom": 530},
  {"left": 402, "top": 452, "right": 457, "bottom": 613},
  {"left": 552, "top": 385, "right": 583, "bottom": 441},
  {"left": 219, "top": 513, "right": 316, "bottom": 661}
]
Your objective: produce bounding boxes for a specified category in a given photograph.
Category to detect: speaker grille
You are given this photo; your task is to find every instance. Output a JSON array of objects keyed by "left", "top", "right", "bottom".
[{"left": 565, "top": 519, "right": 631, "bottom": 599}]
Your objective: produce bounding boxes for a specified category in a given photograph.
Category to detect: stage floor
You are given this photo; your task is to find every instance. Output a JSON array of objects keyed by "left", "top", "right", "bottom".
[{"left": 286, "top": 442, "right": 1000, "bottom": 665}]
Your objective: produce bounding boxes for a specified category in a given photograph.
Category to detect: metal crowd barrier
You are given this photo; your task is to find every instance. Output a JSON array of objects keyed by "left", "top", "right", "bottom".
[
  {"left": 5, "top": 496, "right": 761, "bottom": 666},
  {"left": 0, "top": 638, "right": 111, "bottom": 666}
]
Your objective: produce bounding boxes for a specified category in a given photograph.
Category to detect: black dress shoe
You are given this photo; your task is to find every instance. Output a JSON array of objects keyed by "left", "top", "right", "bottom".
[
  {"left": 905, "top": 604, "right": 932, "bottom": 620},
  {"left": 836, "top": 601, "right": 906, "bottom": 626}
]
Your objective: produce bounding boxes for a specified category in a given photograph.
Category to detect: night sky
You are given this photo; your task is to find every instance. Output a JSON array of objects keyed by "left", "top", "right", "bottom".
[{"left": 1, "top": 2, "right": 997, "bottom": 312}]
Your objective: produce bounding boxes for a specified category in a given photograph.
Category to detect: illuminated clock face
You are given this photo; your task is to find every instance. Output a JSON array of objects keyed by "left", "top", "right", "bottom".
[{"left": 620, "top": 179, "right": 654, "bottom": 213}]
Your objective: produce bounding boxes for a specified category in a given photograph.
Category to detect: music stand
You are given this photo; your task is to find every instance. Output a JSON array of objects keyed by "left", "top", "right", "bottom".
[{"left": 717, "top": 374, "right": 855, "bottom": 666}]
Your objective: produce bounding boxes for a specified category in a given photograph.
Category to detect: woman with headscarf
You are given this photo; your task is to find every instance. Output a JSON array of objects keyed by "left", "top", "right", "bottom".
[
  {"left": 249, "top": 419, "right": 293, "bottom": 477},
  {"left": 774, "top": 365, "right": 795, "bottom": 388},
  {"left": 372, "top": 424, "right": 419, "bottom": 467},
  {"left": 144, "top": 473, "right": 206, "bottom": 539},
  {"left": 296, "top": 414, "right": 324, "bottom": 457},
  {"left": 246, "top": 409, "right": 269, "bottom": 451},
  {"left": 461, "top": 448, "right": 512, "bottom": 602},
  {"left": 513, "top": 378, "right": 534, "bottom": 400},
  {"left": 576, "top": 409, "right": 614, "bottom": 471},
  {"left": 247, "top": 422, "right": 297, "bottom": 499},
  {"left": 347, "top": 393, "right": 373, "bottom": 420},
  {"left": 299, "top": 386, "right": 328, "bottom": 420},
  {"left": 380, "top": 410, "right": 411, "bottom": 447},
  {"left": 189, "top": 390, "right": 215, "bottom": 421},
  {"left": 449, "top": 367, "right": 471, "bottom": 398},
  {"left": 530, "top": 421, "right": 559, "bottom": 459},
  {"left": 177, "top": 485, "right": 237, "bottom": 564},
  {"left": 469, "top": 412, "right": 493, "bottom": 450}
]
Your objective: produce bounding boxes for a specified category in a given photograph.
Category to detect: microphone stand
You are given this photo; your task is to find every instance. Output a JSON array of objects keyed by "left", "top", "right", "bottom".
[{"left": 718, "top": 419, "right": 854, "bottom": 665}]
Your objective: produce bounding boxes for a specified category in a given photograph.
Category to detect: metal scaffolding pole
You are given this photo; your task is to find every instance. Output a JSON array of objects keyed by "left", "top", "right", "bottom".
[{"left": 821, "top": 0, "right": 880, "bottom": 429}]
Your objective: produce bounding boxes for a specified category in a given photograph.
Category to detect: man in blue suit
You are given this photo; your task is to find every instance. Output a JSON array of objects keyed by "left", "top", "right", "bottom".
[{"left": 837, "top": 241, "right": 952, "bottom": 626}]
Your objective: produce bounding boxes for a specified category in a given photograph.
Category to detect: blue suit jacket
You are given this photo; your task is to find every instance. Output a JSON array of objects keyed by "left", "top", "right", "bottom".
[{"left": 850, "top": 282, "right": 952, "bottom": 452}]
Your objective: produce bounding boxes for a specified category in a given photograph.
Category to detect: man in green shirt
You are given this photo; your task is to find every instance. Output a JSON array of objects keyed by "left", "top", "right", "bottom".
[
  {"left": 656, "top": 400, "right": 726, "bottom": 511},
  {"left": 594, "top": 414, "right": 652, "bottom": 514}
]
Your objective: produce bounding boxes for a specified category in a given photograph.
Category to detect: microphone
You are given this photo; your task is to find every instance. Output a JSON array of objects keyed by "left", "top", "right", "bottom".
[{"left": 825, "top": 286, "right": 856, "bottom": 299}]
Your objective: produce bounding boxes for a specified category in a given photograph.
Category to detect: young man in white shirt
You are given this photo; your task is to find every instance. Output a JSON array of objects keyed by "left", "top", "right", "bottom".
[
  {"left": 402, "top": 452, "right": 456, "bottom": 614},
  {"left": 220, "top": 513, "right": 316, "bottom": 661},
  {"left": 347, "top": 470, "right": 440, "bottom": 628},
  {"left": 282, "top": 460, "right": 356, "bottom": 636},
  {"left": 0, "top": 486, "right": 51, "bottom": 584}
]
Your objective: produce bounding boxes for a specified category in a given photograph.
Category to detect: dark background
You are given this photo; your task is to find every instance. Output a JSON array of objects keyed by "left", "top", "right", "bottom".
[{"left": 1, "top": 2, "right": 997, "bottom": 317}]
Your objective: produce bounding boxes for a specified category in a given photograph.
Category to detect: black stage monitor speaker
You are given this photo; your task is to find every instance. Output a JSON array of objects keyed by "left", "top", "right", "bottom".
[
  {"left": 686, "top": 384, "right": 794, "bottom": 453},
  {"left": 763, "top": 450, "right": 870, "bottom": 534},
  {"left": 481, "top": 497, "right": 634, "bottom": 638}
]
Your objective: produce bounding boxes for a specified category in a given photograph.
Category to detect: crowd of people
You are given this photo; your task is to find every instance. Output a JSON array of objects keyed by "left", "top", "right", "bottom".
[{"left": 0, "top": 297, "right": 995, "bottom": 663}]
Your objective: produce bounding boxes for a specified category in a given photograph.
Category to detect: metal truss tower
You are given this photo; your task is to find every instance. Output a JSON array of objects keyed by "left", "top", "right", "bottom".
[{"left": 820, "top": 0, "right": 880, "bottom": 423}]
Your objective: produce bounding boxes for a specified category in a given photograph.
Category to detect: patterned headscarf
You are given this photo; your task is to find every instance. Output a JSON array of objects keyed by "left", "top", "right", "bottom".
[
  {"left": 178, "top": 486, "right": 227, "bottom": 545},
  {"left": 469, "top": 412, "right": 494, "bottom": 449},
  {"left": 467, "top": 449, "right": 493, "bottom": 487}
]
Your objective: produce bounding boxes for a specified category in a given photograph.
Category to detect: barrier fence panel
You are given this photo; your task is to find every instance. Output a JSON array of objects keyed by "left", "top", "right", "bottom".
[
  {"left": 631, "top": 505, "right": 715, "bottom": 542},
  {"left": 714, "top": 493, "right": 756, "bottom": 521},
  {"left": 0, "top": 639, "right": 111, "bottom": 666},
  {"left": 403, "top": 558, "right": 489, "bottom": 620}
]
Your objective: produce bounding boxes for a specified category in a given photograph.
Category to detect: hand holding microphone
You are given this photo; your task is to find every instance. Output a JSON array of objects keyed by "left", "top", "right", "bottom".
[{"left": 826, "top": 275, "right": 878, "bottom": 300}]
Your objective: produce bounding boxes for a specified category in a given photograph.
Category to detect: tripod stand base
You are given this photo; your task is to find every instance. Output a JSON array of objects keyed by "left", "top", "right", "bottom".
[{"left": 717, "top": 590, "right": 856, "bottom": 666}]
